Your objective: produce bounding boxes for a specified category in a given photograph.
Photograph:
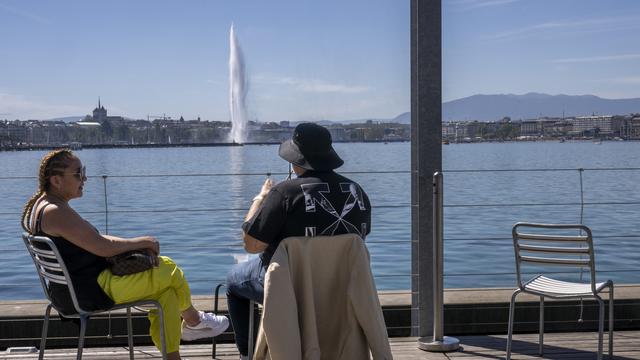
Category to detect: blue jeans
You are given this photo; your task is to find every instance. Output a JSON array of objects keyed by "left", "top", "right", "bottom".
[{"left": 226, "top": 257, "right": 265, "bottom": 356}]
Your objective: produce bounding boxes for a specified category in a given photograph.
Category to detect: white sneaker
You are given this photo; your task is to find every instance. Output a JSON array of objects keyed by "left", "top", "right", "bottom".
[{"left": 181, "top": 311, "right": 229, "bottom": 341}]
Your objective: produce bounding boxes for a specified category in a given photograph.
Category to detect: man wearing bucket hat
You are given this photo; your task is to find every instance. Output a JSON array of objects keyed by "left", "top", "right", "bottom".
[{"left": 226, "top": 122, "right": 371, "bottom": 359}]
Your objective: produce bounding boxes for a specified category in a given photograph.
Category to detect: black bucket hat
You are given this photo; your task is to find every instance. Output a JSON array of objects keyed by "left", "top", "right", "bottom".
[{"left": 278, "top": 123, "right": 344, "bottom": 171}]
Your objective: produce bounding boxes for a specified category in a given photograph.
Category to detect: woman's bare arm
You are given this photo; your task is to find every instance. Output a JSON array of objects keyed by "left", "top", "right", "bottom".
[{"left": 41, "top": 203, "right": 158, "bottom": 257}]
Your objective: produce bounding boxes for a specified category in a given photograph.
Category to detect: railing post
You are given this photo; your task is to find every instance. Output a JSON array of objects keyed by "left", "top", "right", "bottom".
[
  {"left": 419, "top": 172, "right": 459, "bottom": 351},
  {"left": 102, "top": 175, "right": 109, "bottom": 234},
  {"left": 411, "top": 0, "right": 442, "bottom": 342},
  {"left": 578, "top": 168, "right": 584, "bottom": 224}
]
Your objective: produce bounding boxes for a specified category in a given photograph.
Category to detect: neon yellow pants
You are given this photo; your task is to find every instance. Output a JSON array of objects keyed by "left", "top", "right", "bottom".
[{"left": 97, "top": 256, "right": 192, "bottom": 353}]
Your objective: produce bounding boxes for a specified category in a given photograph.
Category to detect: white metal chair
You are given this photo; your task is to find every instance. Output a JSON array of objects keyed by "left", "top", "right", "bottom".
[
  {"left": 506, "top": 223, "right": 614, "bottom": 360},
  {"left": 23, "top": 233, "right": 168, "bottom": 360}
]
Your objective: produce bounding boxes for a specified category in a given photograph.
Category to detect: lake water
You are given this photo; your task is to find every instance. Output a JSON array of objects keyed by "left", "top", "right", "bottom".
[{"left": 1, "top": 141, "right": 640, "bottom": 300}]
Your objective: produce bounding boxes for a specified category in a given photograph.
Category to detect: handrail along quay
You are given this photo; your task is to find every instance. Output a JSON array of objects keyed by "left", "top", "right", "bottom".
[{"left": 1, "top": 167, "right": 640, "bottom": 347}]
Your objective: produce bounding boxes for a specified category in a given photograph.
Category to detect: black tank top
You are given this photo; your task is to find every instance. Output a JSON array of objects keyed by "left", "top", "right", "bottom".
[{"left": 34, "top": 204, "right": 114, "bottom": 315}]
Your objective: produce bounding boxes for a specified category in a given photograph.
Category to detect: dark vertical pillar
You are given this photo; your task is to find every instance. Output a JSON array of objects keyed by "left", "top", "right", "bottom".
[{"left": 411, "top": 0, "right": 442, "bottom": 337}]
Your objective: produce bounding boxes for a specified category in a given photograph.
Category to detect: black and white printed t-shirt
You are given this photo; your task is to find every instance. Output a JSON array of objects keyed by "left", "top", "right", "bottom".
[{"left": 243, "top": 170, "right": 371, "bottom": 264}]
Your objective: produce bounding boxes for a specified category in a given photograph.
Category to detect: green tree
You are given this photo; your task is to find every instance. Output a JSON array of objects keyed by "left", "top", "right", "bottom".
[{"left": 496, "top": 123, "right": 518, "bottom": 139}]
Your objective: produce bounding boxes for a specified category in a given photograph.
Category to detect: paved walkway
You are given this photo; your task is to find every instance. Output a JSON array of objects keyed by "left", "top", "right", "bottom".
[{"left": 2, "top": 331, "right": 639, "bottom": 359}]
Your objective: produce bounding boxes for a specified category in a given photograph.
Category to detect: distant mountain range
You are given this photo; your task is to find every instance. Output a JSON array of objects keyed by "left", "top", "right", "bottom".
[
  {"left": 391, "top": 93, "right": 640, "bottom": 123},
  {"left": 442, "top": 93, "right": 640, "bottom": 121}
]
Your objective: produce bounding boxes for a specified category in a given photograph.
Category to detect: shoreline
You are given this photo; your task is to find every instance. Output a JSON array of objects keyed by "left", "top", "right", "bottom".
[
  {"left": 3, "top": 138, "right": 640, "bottom": 152},
  {"left": 0, "top": 139, "right": 410, "bottom": 152}
]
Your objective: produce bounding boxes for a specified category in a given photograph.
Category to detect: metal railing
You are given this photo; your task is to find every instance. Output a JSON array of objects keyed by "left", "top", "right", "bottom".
[
  {"left": 1, "top": 166, "right": 640, "bottom": 337},
  {"left": 0, "top": 169, "right": 413, "bottom": 294},
  {"left": 2, "top": 167, "right": 640, "bottom": 286},
  {"left": 440, "top": 167, "right": 640, "bottom": 284},
  {"left": 1, "top": 167, "right": 640, "bottom": 286}
]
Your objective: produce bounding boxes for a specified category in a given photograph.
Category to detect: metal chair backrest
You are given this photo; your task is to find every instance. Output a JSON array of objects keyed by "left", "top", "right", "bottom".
[
  {"left": 512, "top": 223, "right": 597, "bottom": 294},
  {"left": 22, "top": 233, "right": 84, "bottom": 316}
]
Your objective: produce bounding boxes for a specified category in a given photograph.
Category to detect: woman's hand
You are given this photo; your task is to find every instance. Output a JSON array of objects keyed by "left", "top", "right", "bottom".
[
  {"left": 139, "top": 236, "right": 160, "bottom": 266},
  {"left": 140, "top": 236, "right": 160, "bottom": 256}
]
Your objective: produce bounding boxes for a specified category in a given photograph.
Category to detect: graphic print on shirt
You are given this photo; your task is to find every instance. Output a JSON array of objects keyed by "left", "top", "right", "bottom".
[{"left": 300, "top": 182, "right": 367, "bottom": 236}]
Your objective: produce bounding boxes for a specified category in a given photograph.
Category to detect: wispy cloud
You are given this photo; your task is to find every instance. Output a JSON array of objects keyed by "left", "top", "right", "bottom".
[
  {"left": 450, "top": 0, "right": 519, "bottom": 11},
  {"left": 551, "top": 53, "right": 640, "bottom": 64},
  {"left": 485, "top": 15, "right": 640, "bottom": 41},
  {"left": 0, "top": 2, "right": 50, "bottom": 24},
  {"left": 277, "top": 77, "right": 370, "bottom": 94},
  {"left": 0, "top": 92, "right": 86, "bottom": 120},
  {"left": 604, "top": 76, "right": 640, "bottom": 85},
  {"left": 255, "top": 74, "right": 370, "bottom": 94}
]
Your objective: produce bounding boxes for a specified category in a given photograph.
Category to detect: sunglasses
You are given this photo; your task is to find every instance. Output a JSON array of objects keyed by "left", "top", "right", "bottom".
[{"left": 66, "top": 166, "right": 86, "bottom": 180}]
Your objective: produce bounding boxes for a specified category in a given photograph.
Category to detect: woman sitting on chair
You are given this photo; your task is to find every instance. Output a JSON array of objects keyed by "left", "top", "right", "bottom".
[{"left": 22, "top": 149, "right": 228, "bottom": 360}]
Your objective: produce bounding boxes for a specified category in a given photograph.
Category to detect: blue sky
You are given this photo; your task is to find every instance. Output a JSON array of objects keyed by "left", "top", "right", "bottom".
[
  {"left": 444, "top": 0, "right": 640, "bottom": 103},
  {"left": 1, "top": 0, "right": 639, "bottom": 121}
]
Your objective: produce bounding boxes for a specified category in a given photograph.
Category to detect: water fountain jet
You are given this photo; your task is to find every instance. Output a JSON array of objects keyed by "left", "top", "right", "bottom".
[{"left": 229, "top": 23, "right": 249, "bottom": 143}]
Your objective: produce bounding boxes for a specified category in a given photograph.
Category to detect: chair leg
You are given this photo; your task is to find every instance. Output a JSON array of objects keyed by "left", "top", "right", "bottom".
[
  {"left": 539, "top": 296, "right": 544, "bottom": 356},
  {"left": 597, "top": 297, "right": 605, "bottom": 360},
  {"left": 212, "top": 283, "right": 224, "bottom": 359},
  {"left": 506, "top": 289, "right": 521, "bottom": 360},
  {"left": 156, "top": 303, "right": 167, "bottom": 360},
  {"left": 127, "top": 307, "right": 134, "bottom": 360},
  {"left": 77, "top": 315, "right": 88, "bottom": 360},
  {"left": 39, "top": 304, "right": 52, "bottom": 360},
  {"left": 248, "top": 300, "right": 255, "bottom": 360},
  {"left": 609, "top": 285, "right": 614, "bottom": 358}
]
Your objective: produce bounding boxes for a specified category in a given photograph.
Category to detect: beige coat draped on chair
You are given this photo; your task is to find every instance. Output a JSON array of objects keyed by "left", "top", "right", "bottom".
[{"left": 254, "top": 234, "right": 393, "bottom": 360}]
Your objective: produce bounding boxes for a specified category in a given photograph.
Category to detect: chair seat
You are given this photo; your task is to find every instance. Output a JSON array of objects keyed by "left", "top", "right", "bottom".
[{"left": 524, "top": 275, "right": 607, "bottom": 297}]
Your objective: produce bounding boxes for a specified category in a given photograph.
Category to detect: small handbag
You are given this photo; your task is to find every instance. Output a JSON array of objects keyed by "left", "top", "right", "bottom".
[{"left": 106, "top": 250, "right": 155, "bottom": 276}]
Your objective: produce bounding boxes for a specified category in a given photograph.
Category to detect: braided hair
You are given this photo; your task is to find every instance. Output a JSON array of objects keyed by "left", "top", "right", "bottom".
[{"left": 21, "top": 149, "right": 76, "bottom": 233}]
